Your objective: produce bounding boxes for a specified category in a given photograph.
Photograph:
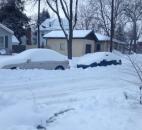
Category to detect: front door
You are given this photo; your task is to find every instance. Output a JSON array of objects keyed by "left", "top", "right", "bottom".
[{"left": 85, "top": 44, "right": 92, "bottom": 54}]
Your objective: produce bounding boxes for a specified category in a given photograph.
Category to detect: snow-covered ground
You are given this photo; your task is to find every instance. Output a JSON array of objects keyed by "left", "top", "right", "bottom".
[{"left": 0, "top": 53, "right": 142, "bottom": 130}]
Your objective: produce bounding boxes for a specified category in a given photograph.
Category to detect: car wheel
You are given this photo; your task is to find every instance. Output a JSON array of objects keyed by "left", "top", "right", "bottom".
[{"left": 55, "top": 66, "right": 65, "bottom": 70}]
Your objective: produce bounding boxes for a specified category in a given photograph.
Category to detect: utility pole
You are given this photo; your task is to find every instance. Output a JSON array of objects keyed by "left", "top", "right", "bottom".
[
  {"left": 37, "top": 0, "right": 41, "bottom": 48},
  {"left": 110, "top": 0, "right": 114, "bottom": 52}
]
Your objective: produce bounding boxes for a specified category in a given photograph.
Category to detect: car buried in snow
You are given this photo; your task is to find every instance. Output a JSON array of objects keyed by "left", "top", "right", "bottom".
[
  {"left": 0, "top": 49, "right": 69, "bottom": 70},
  {"left": 77, "top": 52, "right": 122, "bottom": 69}
]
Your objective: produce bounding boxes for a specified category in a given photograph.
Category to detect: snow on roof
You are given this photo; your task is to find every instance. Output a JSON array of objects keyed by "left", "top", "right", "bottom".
[
  {"left": 0, "top": 23, "right": 14, "bottom": 34},
  {"left": 44, "top": 29, "right": 126, "bottom": 44},
  {"left": 95, "top": 33, "right": 110, "bottom": 41},
  {"left": 95, "top": 33, "right": 126, "bottom": 44},
  {"left": 40, "top": 18, "right": 68, "bottom": 31},
  {"left": 44, "top": 30, "right": 93, "bottom": 38},
  {"left": 12, "top": 35, "right": 20, "bottom": 45}
]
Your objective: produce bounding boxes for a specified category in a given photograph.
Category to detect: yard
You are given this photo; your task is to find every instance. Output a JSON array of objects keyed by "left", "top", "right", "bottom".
[{"left": 0, "top": 54, "right": 142, "bottom": 130}]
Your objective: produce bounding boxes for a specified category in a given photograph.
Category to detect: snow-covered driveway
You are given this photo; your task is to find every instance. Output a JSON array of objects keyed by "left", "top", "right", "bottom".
[{"left": 0, "top": 59, "right": 142, "bottom": 130}]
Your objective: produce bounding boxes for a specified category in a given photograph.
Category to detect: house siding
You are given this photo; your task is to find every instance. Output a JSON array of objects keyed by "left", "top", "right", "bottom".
[
  {"left": 95, "top": 41, "right": 110, "bottom": 52},
  {"left": 46, "top": 39, "right": 95, "bottom": 57},
  {"left": 0, "top": 27, "right": 12, "bottom": 50}
]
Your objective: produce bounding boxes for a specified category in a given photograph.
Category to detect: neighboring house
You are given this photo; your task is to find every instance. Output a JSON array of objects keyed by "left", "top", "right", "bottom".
[
  {"left": 95, "top": 33, "right": 128, "bottom": 53},
  {"left": 0, "top": 23, "right": 14, "bottom": 51},
  {"left": 43, "top": 30, "right": 127, "bottom": 57},
  {"left": 36, "top": 18, "right": 68, "bottom": 47},
  {"left": 0, "top": 23, "right": 19, "bottom": 53}
]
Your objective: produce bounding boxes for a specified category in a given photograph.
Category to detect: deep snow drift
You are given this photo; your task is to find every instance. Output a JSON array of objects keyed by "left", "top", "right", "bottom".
[{"left": 0, "top": 53, "right": 142, "bottom": 130}]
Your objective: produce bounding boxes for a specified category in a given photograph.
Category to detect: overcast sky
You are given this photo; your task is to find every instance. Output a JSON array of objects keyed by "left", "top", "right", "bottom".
[
  {"left": 24, "top": 0, "right": 63, "bottom": 19},
  {"left": 24, "top": 0, "right": 48, "bottom": 17}
]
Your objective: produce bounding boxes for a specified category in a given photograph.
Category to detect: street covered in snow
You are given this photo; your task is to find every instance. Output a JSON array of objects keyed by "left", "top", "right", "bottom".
[{"left": 0, "top": 54, "right": 142, "bottom": 130}]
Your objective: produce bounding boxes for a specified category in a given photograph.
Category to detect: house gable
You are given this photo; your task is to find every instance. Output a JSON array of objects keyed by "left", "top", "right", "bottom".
[{"left": 0, "top": 24, "right": 14, "bottom": 34}]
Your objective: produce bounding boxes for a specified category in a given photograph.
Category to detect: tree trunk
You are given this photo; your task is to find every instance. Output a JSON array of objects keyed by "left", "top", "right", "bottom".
[
  {"left": 68, "top": 22, "right": 73, "bottom": 59},
  {"left": 67, "top": 38, "right": 72, "bottom": 59},
  {"left": 133, "top": 21, "right": 137, "bottom": 53},
  {"left": 67, "top": 0, "right": 73, "bottom": 59},
  {"left": 110, "top": 0, "right": 114, "bottom": 52},
  {"left": 37, "top": 0, "right": 41, "bottom": 48}
]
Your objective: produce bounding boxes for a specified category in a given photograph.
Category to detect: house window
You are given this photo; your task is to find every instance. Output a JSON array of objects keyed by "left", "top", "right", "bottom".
[
  {"left": 60, "top": 43, "right": 65, "bottom": 51},
  {"left": 0, "top": 36, "right": 4, "bottom": 48}
]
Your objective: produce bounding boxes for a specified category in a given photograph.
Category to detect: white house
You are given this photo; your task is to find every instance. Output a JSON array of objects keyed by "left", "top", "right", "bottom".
[
  {"left": 0, "top": 23, "right": 19, "bottom": 52},
  {"left": 36, "top": 18, "right": 68, "bottom": 47},
  {"left": 43, "top": 30, "right": 127, "bottom": 57}
]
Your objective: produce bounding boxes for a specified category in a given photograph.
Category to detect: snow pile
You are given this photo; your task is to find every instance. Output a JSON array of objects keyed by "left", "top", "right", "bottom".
[
  {"left": 0, "top": 49, "right": 67, "bottom": 68},
  {"left": 78, "top": 52, "right": 121, "bottom": 65}
]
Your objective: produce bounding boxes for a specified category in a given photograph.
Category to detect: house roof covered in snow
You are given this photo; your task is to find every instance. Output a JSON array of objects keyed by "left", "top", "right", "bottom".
[
  {"left": 95, "top": 33, "right": 110, "bottom": 41},
  {"left": 44, "top": 29, "right": 126, "bottom": 44},
  {"left": 39, "top": 18, "right": 68, "bottom": 31},
  {"left": 95, "top": 33, "right": 126, "bottom": 45},
  {"left": 12, "top": 35, "right": 20, "bottom": 45},
  {"left": 0, "top": 23, "right": 14, "bottom": 34},
  {"left": 43, "top": 30, "right": 96, "bottom": 39}
]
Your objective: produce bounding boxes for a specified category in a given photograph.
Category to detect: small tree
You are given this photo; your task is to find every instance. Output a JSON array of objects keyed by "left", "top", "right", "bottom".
[{"left": 46, "top": 0, "right": 78, "bottom": 59}]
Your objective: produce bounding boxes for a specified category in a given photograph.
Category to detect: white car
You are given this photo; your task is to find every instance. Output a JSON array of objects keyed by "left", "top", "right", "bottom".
[
  {"left": 0, "top": 49, "right": 69, "bottom": 70},
  {"left": 77, "top": 52, "right": 122, "bottom": 69}
]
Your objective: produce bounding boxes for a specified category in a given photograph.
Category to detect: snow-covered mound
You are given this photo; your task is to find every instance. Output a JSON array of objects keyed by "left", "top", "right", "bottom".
[
  {"left": 0, "top": 49, "right": 67, "bottom": 68},
  {"left": 78, "top": 52, "right": 121, "bottom": 65}
]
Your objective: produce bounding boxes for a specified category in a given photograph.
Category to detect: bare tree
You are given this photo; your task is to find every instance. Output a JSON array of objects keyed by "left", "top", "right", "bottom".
[
  {"left": 123, "top": 0, "right": 142, "bottom": 52},
  {"left": 46, "top": 0, "right": 78, "bottom": 59},
  {"left": 77, "top": 0, "right": 99, "bottom": 30},
  {"left": 97, "top": 0, "right": 124, "bottom": 36}
]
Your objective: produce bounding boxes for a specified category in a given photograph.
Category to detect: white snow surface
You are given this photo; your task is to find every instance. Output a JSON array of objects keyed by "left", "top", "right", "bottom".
[
  {"left": 0, "top": 49, "right": 67, "bottom": 68},
  {"left": 0, "top": 53, "right": 142, "bottom": 130},
  {"left": 78, "top": 52, "right": 121, "bottom": 65}
]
